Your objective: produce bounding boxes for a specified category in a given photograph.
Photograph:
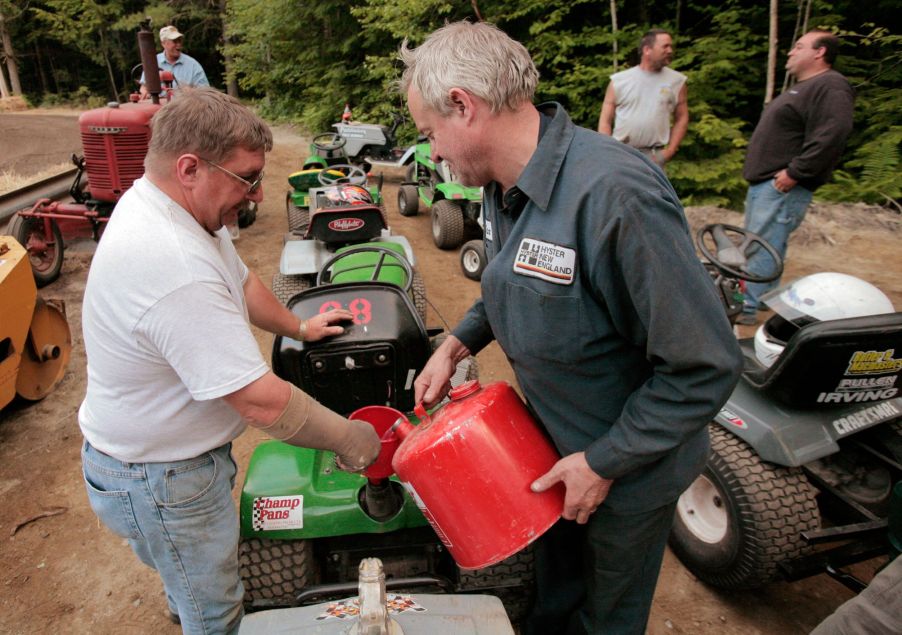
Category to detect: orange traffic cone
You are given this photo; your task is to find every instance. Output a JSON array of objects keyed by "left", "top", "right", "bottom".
[{"left": 342, "top": 103, "right": 352, "bottom": 122}]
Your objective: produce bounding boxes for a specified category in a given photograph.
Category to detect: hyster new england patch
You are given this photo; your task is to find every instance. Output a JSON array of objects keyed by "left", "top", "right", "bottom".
[{"left": 513, "top": 238, "right": 576, "bottom": 285}]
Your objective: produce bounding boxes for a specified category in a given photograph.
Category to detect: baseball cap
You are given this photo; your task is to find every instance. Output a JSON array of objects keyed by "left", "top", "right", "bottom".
[{"left": 159, "top": 26, "right": 184, "bottom": 42}]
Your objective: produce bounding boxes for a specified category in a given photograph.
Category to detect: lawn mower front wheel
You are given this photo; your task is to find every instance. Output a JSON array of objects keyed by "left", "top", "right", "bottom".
[
  {"left": 398, "top": 184, "right": 419, "bottom": 217},
  {"left": 460, "top": 239, "right": 487, "bottom": 281}
]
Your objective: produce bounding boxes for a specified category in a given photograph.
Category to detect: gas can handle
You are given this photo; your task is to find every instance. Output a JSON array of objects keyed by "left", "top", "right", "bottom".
[{"left": 413, "top": 402, "right": 430, "bottom": 426}]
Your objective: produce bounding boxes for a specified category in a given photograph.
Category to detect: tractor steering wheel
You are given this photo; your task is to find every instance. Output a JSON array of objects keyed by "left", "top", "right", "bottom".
[
  {"left": 316, "top": 245, "right": 414, "bottom": 292},
  {"left": 317, "top": 164, "right": 368, "bottom": 187},
  {"left": 312, "top": 132, "right": 347, "bottom": 152},
  {"left": 696, "top": 223, "right": 783, "bottom": 283}
]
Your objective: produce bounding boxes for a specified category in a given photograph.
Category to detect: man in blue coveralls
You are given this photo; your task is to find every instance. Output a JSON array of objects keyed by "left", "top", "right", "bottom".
[{"left": 403, "top": 22, "right": 742, "bottom": 635}]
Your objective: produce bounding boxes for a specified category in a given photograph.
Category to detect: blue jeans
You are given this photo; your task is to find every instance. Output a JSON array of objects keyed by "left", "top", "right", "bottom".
[
  {"left": 82, "top": 440, "right": 244, "bottom": 634},
  {"left": 741, "top": 180, "right": 813, "bottom": 313}
]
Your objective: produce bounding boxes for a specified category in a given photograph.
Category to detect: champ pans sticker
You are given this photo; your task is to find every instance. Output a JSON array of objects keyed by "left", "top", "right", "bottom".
[
  {"left": 251, "top": 495, "right": 304, "bottom": 531},
  {"left": 513, "top": 238, "right": 575, "bottom": 285}
]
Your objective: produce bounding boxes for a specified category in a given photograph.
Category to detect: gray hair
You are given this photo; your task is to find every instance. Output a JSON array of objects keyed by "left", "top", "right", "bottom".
[
  {"left": 146, "top": 87, "right": 272, "bottom": 170},
  {"left": 399, "top": 21, "right": 538, "bottom": 115}
]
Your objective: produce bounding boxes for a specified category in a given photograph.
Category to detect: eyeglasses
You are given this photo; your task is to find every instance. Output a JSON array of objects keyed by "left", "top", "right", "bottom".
[{"left": 202, "top": 158, "right": 264, "bottom": 194}]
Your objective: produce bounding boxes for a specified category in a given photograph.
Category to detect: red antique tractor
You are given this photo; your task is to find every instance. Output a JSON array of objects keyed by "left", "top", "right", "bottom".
[{"left": 8, "top": 26, "right": 256, "bottom": 287}]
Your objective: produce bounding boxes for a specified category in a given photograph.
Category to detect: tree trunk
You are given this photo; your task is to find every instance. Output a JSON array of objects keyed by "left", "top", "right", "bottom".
[
  {"left": 470, "top": 0, "right": 483, "bottom": 22},
  {"left": 675, "top": 0, "right": 682, "bottom": 33},
  {"left": 0, "top": 11, "right": 22, "bottom": 95},
  {"left": 0, "top": 63, "right": 10, "bottom": 99},
  {"left": 34, "top": 42, "right": 49, "bottom": 95},
  {"left": 220, "top": 0, "right": 239, "bottom": 97},
  {"left": 610, "top": 0, "right": 619, "bottom": 72},
  {"left": 764, "top": 0, "right": 778, "bottom": 104}
]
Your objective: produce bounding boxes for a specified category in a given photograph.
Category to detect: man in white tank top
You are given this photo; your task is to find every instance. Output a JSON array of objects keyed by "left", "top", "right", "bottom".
[{"left": 598, "top": 29, "right": 688, "bottom": 167}]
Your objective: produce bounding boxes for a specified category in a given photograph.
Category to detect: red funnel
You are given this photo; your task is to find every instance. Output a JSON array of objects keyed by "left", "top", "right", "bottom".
[{"left": 349, "top": 405, "right": 405, "bottom": 481}]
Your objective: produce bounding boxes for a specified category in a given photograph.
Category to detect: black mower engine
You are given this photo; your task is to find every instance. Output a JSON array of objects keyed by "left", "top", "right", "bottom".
[{"left": 272, "top": 281, "right": 431, "bottom": 416}]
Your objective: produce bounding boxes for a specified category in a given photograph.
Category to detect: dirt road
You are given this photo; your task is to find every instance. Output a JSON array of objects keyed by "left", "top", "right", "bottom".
[{"left": 1, "top": 110, "right": 900, "bottom": 634}]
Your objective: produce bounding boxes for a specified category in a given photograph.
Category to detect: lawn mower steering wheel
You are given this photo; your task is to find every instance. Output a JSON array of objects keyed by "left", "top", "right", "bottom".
[
  {"left": 316, "top": 246, "right": 414, "bottom": 292},
  {"left": 312, "top": 132, "right": 347, "bottom": 152},
  {"left": 697, "top": 223, "right": 783, "bottom": 283},
  {"left": 317, "top": 164, "right": 368, "bottom": 186}
]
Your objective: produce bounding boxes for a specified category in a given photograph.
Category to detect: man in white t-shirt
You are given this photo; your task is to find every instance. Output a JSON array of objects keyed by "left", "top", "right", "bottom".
[
  {"left": 598, "top": 29, "right": 689, "bottom": 166},
  {"left": 78, "top": 87, "right": 379, "bottom": 634}
]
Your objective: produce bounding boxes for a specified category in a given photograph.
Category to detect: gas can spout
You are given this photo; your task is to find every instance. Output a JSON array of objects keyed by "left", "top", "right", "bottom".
[{"left": 389, "top": 417, "right": 415, "bottom": 441}]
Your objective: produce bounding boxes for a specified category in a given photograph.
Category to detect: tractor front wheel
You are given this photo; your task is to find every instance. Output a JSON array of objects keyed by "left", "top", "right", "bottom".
[
  {"left": 398, "top": 184, "right": 419, "bottom": 217},
  {"left": 669, "top": 424, "right": 820, "bottom": 589},
  {"left": 238, "top": 538, "right": 317, "bottom": 607},
  {"left": 9, "top": 213, "right": 64, "bottom": 287},
  {"left": 431, "top": 200, "right": 464, "bottom": 249}
]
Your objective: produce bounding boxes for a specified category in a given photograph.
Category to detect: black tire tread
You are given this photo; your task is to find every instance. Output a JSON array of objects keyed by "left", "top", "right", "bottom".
[
  {"left": 272, "top": 273, "right": 312, "bottom": 307},
  {"left": 671, "top": 424, "right": 819, "bottom": 589},
  {"left": 9, "top": 213, "right": 64, "bottom": 287},
  {"left": 411, "top": 269, "right": 427, "bottom": 322},
  {"left": 287, "top": 203, "right": 310, "bottom": 234},
  {"left": 431, "top": 199, "right": 465, "bottom": 249},
  {"left": 398, "top": 184, "right": 419, "bottom": 217},
  {"left": 238, "top": 538, "right": 316, "bottom": 604},
  {"left": 457, "top": 547, "right": 535, "bottom": 623}
]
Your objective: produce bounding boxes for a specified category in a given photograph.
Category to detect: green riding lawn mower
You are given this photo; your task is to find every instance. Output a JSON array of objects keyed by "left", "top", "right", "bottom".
[
  {"left": 397, "top": 142, "right": 487, "bottom": 282},
  {"left": 237, "top": 164, "right": 536, "bottom": 625}
]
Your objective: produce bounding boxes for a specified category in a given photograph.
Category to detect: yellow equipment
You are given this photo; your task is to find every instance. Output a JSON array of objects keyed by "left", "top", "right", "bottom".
[{"left": 1, "top": 236, "right": 71, "bottom": 409}]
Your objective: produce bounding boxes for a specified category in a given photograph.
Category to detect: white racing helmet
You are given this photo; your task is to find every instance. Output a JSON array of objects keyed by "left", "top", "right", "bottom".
[{"left": 754, "top": 273, "right": 895, "bottom": 368}]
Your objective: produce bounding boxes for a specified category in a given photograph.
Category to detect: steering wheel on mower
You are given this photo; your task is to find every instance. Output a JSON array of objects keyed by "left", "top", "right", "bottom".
[
  {"left": 312, "top": 132, "right": 347, "bottom": 152},
  {"left": 316, "top": 245, "right": 414, "bottom": 292},
  {"left": 696, "top": 223, "right": 783, "bottom": 283},
  {"left": 317, "top": 163, "right": 368, "bottom": 187}
]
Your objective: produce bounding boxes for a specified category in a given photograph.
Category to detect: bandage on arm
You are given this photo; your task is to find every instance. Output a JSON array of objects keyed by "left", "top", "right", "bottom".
[{"left": 252, "top": 384, "right": 380, "bottom": 471}]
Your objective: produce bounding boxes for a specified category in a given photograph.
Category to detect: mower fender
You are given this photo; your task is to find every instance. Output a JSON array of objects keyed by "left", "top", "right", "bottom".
[
  {"left": 712, "top": 379, "right": 902, "bottom": 467},
  {"left": 398, "top": 144, "right": 416, "bottom": 166},
  {"left": 302, "top": 156, "right": 328, "bottom": 170},
  {"left": 279, "top": 234, "right": 416, "bottom": 277},
  {"left": 279, "top": 239, "right": 330, "bottom": 276},
  {"left": 239, "top": 440, "right": 427, "bottom": 540},
  {"left": 434, "top": 182, "right": 481, "bottom": 203}
]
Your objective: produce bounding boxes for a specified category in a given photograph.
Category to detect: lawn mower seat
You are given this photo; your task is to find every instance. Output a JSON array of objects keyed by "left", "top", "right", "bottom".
[
  {"left": 738, "top": 312, "right": 902, "bottom": 408},
  {"left": 272, "top": 281, "right": 430, "bottom": 416},
  {"left": 306, "top": 202, "right": 387, "bottom": 246}
]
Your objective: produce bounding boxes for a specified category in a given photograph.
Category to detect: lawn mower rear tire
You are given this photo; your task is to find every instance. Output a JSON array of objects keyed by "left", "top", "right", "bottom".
[
  {"left": 272, "top": 273, "right": 312, "bottom": 307},
  {"left": 457, "top": 545, "right": 536, "bottom": 624},
  {"left": 669, "top": 424, "right": 820, "bottom": 590},
  {"left": 287, "top": 202, "right": 310, "bottom": 234},
  {"left": 431, "top": 200, "right": 465, "bottom": 249},
  {"left": 238, "top": 537, "right": 317, "bottom": 606}
]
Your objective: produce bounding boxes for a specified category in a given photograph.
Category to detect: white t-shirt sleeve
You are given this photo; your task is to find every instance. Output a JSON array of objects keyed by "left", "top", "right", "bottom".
[{"left": 135, "top": 281, "right": 268, "bottom": 401}]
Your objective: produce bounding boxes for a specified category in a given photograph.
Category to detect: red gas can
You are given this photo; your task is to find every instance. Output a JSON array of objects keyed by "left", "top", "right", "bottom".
[{"left": 390, "top": 380, "right": 564, "bottom": 569}]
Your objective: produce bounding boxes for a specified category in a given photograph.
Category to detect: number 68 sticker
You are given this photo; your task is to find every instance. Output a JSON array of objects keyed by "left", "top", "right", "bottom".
[{"left": 320, "top": 298, "right": 373, "bottom": 325}]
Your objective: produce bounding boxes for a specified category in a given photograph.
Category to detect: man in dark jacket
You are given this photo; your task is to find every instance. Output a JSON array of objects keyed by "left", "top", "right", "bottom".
[
  {"left": 402, "top": 21, "right": 742, "bottom": 635},
  {"left": 739, "top": 30, "right": 854, "bottom": 325}
]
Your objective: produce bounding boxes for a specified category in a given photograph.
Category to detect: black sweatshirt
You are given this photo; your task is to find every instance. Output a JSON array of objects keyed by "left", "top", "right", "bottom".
[{"left": 743, "top": 69, "right": 854, "bottom": 191}]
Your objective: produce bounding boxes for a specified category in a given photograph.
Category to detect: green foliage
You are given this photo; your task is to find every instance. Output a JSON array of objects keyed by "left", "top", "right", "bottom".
[{"left": 6, "top": 0, "right": 901, "bottom": 208}]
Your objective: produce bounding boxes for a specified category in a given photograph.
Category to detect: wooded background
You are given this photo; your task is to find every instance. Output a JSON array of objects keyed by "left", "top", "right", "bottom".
[{"left": 1, "top": 0, "right": 899, "bottom": 209}]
